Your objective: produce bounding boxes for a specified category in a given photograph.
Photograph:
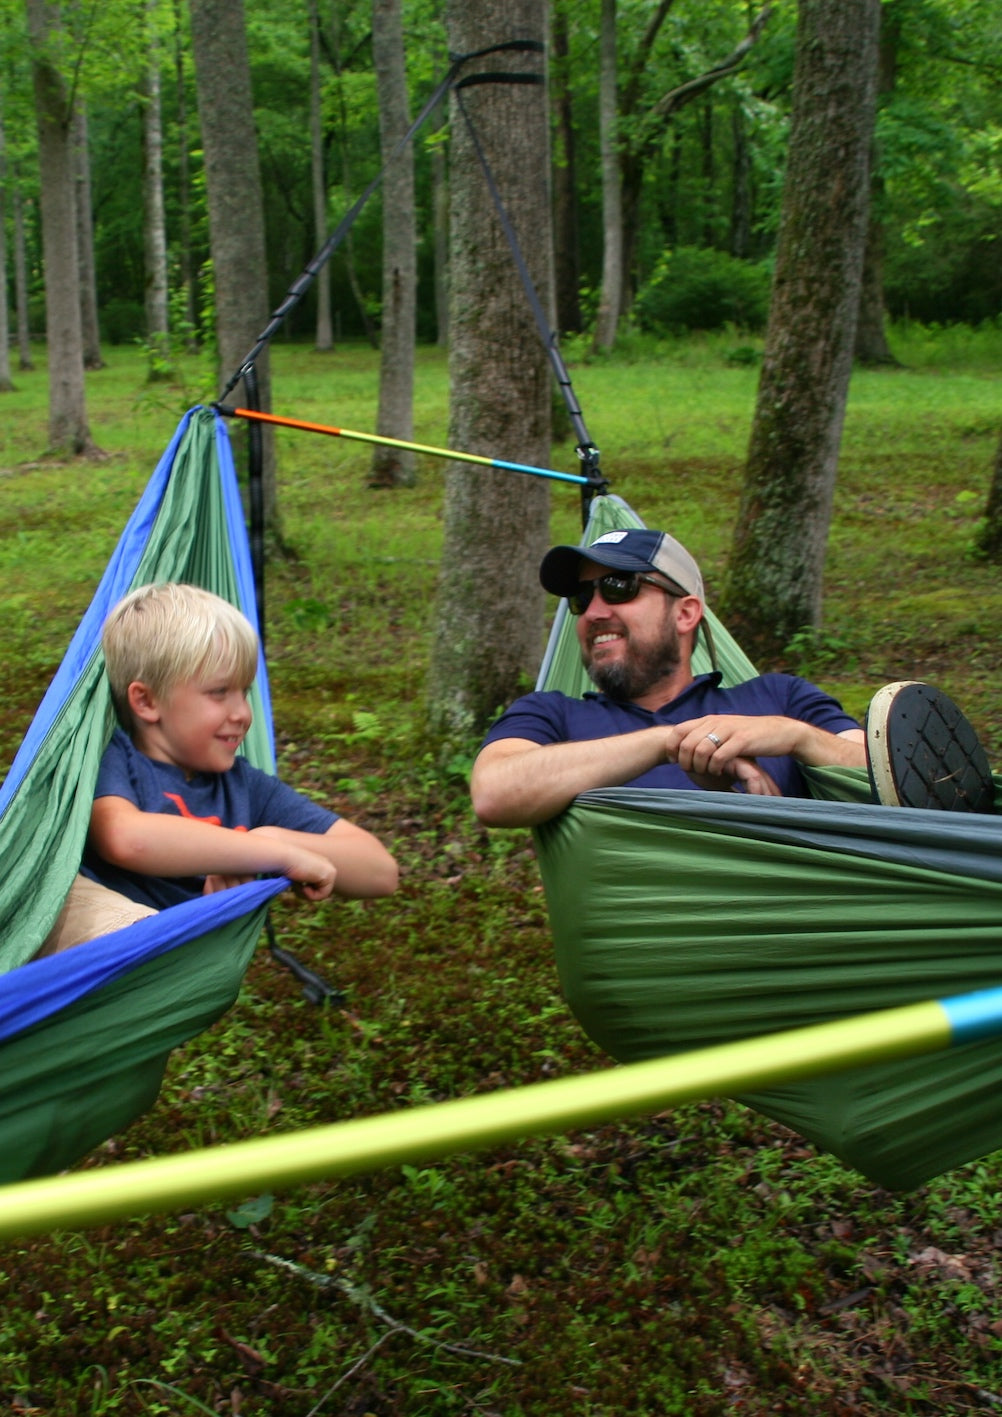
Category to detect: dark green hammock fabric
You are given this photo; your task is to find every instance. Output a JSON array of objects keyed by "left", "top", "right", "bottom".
[
  {"left": 533, "top": 496, "right": 1002, "bottom": 1190},
  {"left": 0, "top": 408, "right": 283, "bottom": 1181}
]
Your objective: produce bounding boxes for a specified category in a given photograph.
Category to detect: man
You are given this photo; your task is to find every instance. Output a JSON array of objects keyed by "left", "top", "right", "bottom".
[{"left": 471, "top": 528, "right": 994, "bottom": 827}]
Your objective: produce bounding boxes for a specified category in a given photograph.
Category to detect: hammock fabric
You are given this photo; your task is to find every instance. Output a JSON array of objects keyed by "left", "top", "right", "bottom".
[
  {"left": 0, "top": 407, "right": 288, "bottom": 1184},
  {"left": 533, "top": 495, "right": 1002, "bottom": 1191}
]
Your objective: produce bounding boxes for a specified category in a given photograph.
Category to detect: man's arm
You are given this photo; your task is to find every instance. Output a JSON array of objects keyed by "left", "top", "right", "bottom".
[
  {"left": 471, "top": 732, "right": 676, "bottom": 827},
  {"left": 469, "top": 730, "right": 774, "bottom": 827},
  {"left": 90, "top": 796, "right": 338, "bottom": 900},
  {"left": 471, "top": 717, "right": 864, "bottom": 828}
]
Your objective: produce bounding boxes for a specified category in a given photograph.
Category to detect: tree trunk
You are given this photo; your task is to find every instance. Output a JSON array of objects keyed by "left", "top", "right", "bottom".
[
  {"left": 592, "top": 0, "right": 623, "bottom": 351},
  {"left": 854, "top": 0, "right": 900, "bottom": 366},
  {"left": 13, "top": 176, "right": 33, "bottom": 371},
  {"left": 428, "top": 0, "right": 552, "bottom": 738},
  {"left": 370, "top": 0, "right": 416, "bottom": 488},
  {"left": 730, "top": 98, "right": 751, "bottom": 258},
  {"left": 721, "top": 0, "right": 880, "bottom": 660},
  {"left": 700, "top": 96, "right": 715, "bottom": 247},
  {"left": 72, "top": 103, "right": 104, "bottom": 371},
  {"left": 309, "top": 0, "right": 333, "bottom": 352},
  {"left": 142, "top": 10, "right": 171, "bottom": 373},
  {"left": 0, "top": 108, "right": 14, "bottom": 392},
  {"left": 26, "top": 0, "right": 95, "bottom": 455},
  {"left": 331, "top": 15, "right": 379, "bottom": 349},
  {"left": 975, "top": 428, "right": 1002, "bottom": 562},
  {"left": 189, "top": 0, "right": 277, "bottom": 534},
  {"left": 173, "top": 0, "right": 198, "bottom": 349},
  {"left": 432, "top": 101, "right": 449, "bottom": 346},
  {"left": 551, "top": 0, "right": 581, "bottom": 336}
]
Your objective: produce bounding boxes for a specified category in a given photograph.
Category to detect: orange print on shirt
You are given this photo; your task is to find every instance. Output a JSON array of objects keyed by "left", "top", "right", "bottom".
[{"left": 163, "top": 793, "right": 249, "bottom": 831}]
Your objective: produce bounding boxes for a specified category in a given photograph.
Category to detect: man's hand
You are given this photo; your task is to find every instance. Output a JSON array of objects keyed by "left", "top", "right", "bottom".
[
  {"left": 667, "top": 714, "right": 864, "bottom": 775},
  {"left": 681, "top": 755, "right": 782, "bottom": 797}
]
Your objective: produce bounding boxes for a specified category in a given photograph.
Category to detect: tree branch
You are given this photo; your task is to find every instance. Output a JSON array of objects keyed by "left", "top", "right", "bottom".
[
  {"left": 621, "top": 0, "right": 677, "bottom": 119},
  {"left": 637, "top": 4, "right": 774, "bottom": 158}
]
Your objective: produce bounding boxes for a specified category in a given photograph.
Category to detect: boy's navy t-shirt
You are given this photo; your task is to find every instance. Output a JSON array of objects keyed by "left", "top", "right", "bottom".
[
  {"left": 82, "top": 727, "right": 339, "bottom": 909},
  {"left": 480, "top": 672, "right": 860, "bottom": 799}
]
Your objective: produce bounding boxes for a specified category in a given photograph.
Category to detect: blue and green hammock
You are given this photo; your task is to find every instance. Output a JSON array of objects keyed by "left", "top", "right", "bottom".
[{"left": 0, "top": 406, "right": 288, "bottom": 1183}]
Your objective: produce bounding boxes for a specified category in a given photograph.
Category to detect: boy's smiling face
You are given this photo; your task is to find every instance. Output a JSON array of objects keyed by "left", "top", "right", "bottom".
[{"left": 128, "top": 673, "right": 254, "bottom": 777}]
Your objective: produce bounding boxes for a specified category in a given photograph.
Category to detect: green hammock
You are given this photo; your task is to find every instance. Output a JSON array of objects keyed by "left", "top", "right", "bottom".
[
  {"left": 533, "top": 495, "right": 1002, "bottom": 1191},
  {"left": 0, "top": 408, "right": 286, "bottom": 1182}
]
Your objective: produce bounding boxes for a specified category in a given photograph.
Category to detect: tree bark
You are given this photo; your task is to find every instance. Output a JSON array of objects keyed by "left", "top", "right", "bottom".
[
  {"left": 551, "top": 0, "right": 581, "bottom": 336},
  {"left": 189, "top": 0, "right": 277, "bottom": 533},
  {"left": 370, "top": 0, "right": 416, "bottom": 488},
  {"left": 72, "top": 102, "right": 104, "bottom": 371},
  {"left": 309, "top": 0, "right": 333, "bottom": 352},
  {"left": 592, "top": 0, "right": 623, "bottom": 351},
  {"left": 172, "top": 0, "right": 198, "bottom": 348},
  {"left": 428, "top": 0, "right": 552, "bottom": 737},
  {"left": 142, "top": 8, "right": 171, "bottom": 372},
  {"left": 331, "top": 13, "right": 379, "bottom": 349},
  {"left": 432, "top": 101, "right": 449, "bottom": 346},
  {"left": 0, "top": 108, "right": 14, "bottom": 392},
  {"left": 721, "top": 0, "right": 880, "bottom": 660},
  {"left": 975, "top": 428, "right": 1002, "bottom": 562},
  {"left": 26, "top": 0, "right": 95, "bottom": 455},
  {"left": 13, "top": 178, "right": 33, "bottom": 371},
  {"left": 730, "top": 97, "right": 751, "bottom": 258},
  {"left": 854, "top": 0, "right": 900, "bottom": 366}
]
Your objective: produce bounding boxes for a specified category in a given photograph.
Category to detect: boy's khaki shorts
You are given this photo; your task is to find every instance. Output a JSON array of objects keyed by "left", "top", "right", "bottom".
[{"left": 35, "top": 874, "right": 157, "bottom": 958}]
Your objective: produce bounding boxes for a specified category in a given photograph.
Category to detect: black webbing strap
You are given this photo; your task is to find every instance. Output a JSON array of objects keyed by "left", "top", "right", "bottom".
[
  {"left": 241, "top": 371, "right": 345, "bottom": 1004},
  {"left": 453, "top": 81, "right": 607, "bottom": 522}
]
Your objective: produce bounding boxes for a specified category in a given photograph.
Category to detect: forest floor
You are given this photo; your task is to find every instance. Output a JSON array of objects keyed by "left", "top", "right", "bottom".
[{"left": 1, "top": 331, "right": 1002, "bottom": 1414}]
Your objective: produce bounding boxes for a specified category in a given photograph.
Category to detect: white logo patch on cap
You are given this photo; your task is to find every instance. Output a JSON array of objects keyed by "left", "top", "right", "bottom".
[{"left": 590, "top": 531, "right": 628, "bottom": 545}]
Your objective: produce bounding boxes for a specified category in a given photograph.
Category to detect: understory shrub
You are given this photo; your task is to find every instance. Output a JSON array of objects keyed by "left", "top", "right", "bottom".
[{"left": 635, "top": 246, "right": 772, "bottom": 334}]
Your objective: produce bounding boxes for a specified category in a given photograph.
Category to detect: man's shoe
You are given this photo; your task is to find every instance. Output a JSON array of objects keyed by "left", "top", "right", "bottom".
[{"left": 865, "top": 680, "right": 996, "bottom": 812}]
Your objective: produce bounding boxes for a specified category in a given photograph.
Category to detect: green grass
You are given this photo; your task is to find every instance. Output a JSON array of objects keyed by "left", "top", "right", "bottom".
[{"left": 1, "top": 331, "right": 1002, "bottom": 1414}]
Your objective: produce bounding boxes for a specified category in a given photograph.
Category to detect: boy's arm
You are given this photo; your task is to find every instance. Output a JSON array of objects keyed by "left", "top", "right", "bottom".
[
  {"left": 250, "top": 819, "right": 399, "bottom": 899},
  {"left": 90, "top": 796, "right": 337, "bottom": 901}
]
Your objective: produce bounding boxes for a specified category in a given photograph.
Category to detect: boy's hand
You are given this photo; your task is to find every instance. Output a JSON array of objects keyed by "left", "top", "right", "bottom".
[{"left": 285, "top": 849, "right": 337, "bottom": 902}]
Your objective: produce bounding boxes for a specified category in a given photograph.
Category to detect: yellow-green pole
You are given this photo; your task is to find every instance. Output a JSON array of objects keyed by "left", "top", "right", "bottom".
[{"left": 0, "top": 998, "right": 953, "bottom": 1239}]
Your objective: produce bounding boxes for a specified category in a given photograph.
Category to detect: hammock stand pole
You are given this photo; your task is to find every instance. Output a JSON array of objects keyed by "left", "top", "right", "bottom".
[
  {"left": 4, "top": 984, "right": 1002, "bottom": 1238},
  {"left": 219, "top": 406, "right": 596, "bottom": 488}
]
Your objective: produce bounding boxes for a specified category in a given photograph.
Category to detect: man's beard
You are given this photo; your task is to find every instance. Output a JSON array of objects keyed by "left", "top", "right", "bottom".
[{"left": 584, "top": 614, "right": 682, "bottom": 701}]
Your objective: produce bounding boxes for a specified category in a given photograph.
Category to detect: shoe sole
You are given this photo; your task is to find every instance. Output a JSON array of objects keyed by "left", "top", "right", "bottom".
[{"left": 866, "top": 680, "right": 995, "bottom": 812}]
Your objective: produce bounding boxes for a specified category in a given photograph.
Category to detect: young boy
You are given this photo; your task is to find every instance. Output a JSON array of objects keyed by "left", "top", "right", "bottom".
[{"left": 38, "top": 582, "right": 398, "bottom": 954}]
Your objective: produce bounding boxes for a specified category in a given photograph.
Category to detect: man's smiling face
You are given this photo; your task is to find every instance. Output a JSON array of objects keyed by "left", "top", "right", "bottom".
[{"left": 574, "top": 560, "right": 685, "bottom": 702}]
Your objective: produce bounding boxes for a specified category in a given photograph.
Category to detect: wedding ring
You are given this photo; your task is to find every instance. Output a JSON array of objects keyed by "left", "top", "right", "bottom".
[{"left": 705, "top": 732, "right": 722, "bottom": 747}]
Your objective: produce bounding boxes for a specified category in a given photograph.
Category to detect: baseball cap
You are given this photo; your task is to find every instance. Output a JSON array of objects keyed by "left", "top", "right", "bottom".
[{"left": 539, "top": 528, "right": 705, "bottom": 603}]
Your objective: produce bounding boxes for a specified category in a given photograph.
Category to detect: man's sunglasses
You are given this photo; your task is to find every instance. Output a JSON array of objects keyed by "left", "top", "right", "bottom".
[{"left": 566, "top": 571, "right": 682, "bottom": 616}]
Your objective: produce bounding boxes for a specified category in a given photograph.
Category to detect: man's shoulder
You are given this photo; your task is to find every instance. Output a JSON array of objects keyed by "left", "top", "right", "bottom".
[{"left": 482, "top": 688, "right": 639, "bottom": 749}]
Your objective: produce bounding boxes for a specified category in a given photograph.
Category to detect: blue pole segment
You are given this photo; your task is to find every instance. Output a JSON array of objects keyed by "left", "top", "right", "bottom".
[
  {"left": 491, "top": 456, "right": 589, "bottom": 485},
  {"left": 940, "top": 986, "right": 1002, "bottom": 1046}
]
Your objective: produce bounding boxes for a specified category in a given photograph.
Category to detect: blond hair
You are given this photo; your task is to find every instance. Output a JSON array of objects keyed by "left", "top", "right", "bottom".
[{"left": 102, "top": 583, "right": 259, "bottom": 724}]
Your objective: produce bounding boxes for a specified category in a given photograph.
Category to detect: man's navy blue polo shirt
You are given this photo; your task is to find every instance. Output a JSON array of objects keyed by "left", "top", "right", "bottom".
[{"left": 480, "top": 672, "right": 859, "bottom": 797}]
